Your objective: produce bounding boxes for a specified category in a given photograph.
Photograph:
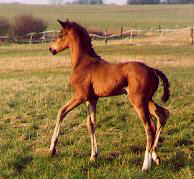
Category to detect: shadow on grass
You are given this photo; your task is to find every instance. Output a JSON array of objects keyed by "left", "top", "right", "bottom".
[
  {"left": 101, "top": 151, "right": 120, "bottom": 163},
  {"left": 163, "top": 151, "right": 192, "bottom": 172},
  {"left": 10, "top": 156, "right": 33, "bottom": 174},
  {"left": 97, "top": 115, "right": 114, "bottom": 128},
  {"left": 128, "top": 144, "right": 145, "bottom": 155},
  {"left": 80, "top": 152, "right": 121, "bottom": 175},
  {"left": 174, "top": 139, "right": 193, "bottom": 147},
  {"left": 167, "top": 127, "right": 184, "bottom": 136},
  {"left": 80, "top": 145, "right": 192, "bottom": 175}
]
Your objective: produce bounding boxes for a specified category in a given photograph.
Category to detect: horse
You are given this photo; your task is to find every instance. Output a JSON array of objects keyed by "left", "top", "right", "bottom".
[{"left": 49, "top": 19, "right": 170, "bottom": 171}]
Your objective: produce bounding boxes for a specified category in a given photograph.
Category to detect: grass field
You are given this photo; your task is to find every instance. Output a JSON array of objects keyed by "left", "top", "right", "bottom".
[
  {"left": 0, "top": 4, "right": 194, "bottom": 31},
  {"left": 0, "top": 42, "right": 193, "bottom": 178},
  {"left": 0, "top": 4, "right": 193, "bottom": 178}
]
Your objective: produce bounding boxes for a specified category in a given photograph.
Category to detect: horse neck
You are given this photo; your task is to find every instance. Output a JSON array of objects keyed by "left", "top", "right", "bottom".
[
  {"left": 69, "top": 34, "right": 85, "bottom": 69},
  {"left": 69, "top": 33, "right": 99, "bottom": 70}
]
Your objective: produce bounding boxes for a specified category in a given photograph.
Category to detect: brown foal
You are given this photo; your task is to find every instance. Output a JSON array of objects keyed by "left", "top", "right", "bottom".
[{"left": 49, "top": 19, "right": 170, "bottom": 171}]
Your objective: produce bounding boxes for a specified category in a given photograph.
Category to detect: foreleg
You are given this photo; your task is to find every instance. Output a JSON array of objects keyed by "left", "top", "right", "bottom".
[
  {"left": 50, "top": 96, "right": 84, "bottom": 156},
  {"left": 86, "top": 99, "right": 98, "bottom": 161}
]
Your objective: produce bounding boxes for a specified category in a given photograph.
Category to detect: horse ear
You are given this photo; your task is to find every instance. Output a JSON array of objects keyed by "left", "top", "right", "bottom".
[
  {"left": 58, "top": 19, "right": 66, "bottom": 27},
  {"left": 65, "top": 19, "right": 72, "bottom": 30},
  {"left": 58, "top": 19, "right": 72, "bottom": 29}
]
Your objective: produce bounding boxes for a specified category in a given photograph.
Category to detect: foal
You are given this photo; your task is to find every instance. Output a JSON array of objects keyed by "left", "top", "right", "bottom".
[{"left": 49, "top": 19, "right": 170, "bottom": 171}]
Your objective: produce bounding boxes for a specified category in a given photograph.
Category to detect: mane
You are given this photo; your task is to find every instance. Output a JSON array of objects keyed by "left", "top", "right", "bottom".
[{"left": 71, "top": 22, "right": 100, "bottom": 58}]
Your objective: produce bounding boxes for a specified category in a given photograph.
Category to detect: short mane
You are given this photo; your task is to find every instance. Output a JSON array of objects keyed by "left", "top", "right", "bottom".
[{"left": 71, "top": 21, "right": 100, "bottom": 58}]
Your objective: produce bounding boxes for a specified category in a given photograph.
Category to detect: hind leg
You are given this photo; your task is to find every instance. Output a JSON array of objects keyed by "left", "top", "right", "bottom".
[
  {"left": 129, "top": 96, "right": 155, "bottom": 171},
  {"left": 149, "top": 101, "right": 169, "bottom": 165}
]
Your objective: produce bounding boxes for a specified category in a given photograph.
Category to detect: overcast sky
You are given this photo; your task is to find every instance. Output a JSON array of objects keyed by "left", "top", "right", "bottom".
[{"left": 0, "top": 0, "right": 127, "bottom": 5}]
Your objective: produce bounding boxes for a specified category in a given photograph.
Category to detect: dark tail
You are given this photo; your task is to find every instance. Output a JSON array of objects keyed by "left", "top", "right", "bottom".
[{"left": 154, "top": 69, "right": 170, "bottom": 103}]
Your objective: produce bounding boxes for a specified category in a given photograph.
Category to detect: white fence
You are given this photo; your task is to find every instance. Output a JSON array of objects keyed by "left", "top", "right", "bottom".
[
  {"left": 0, "top": 27, "right": 193, "bottom": 45},
  {"left": 0, "top": 30, "right": 58, "bottom": 44}
]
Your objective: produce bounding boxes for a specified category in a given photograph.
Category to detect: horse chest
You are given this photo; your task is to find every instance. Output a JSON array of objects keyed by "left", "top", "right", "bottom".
[{"left": 70, "top": 73, "right": 92, "bottom": 98}]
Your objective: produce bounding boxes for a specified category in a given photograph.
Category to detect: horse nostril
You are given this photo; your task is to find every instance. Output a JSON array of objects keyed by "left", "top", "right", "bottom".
[
  {"left": 49, "top": 48, "right": 57, "bottom": 55},
  {"left": 52, "top": 49, "right": 57, "bottom": 55}
]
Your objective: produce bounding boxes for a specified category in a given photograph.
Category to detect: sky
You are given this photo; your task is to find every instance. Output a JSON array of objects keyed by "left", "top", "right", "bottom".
[{"left": 0, "top": 0, "right": 127, "bottom": 5}]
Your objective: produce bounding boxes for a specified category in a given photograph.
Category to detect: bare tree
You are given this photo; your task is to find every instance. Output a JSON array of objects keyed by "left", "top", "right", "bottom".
[
  {"left": 0, "top": 16, "right": 11, "bottom": 36},
  {"left": 13, "top": 14, "right": 47, "bottom": 36}
]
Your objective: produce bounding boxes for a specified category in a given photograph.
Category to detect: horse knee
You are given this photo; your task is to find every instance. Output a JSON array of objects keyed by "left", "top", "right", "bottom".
[
  {"left": 57, "top": 108, "right": 66, "bottom": 121},
  {"left": 87, "top": 118, "right": 95, "bottom": 134}
]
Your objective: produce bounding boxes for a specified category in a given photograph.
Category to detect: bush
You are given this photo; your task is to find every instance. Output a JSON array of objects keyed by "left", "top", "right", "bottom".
[
  {"left": 0, "top": 16, "right": 11, "bottom": 36},
  {"left": 13, "top": 14, "right": 47, "bottom": 36}
]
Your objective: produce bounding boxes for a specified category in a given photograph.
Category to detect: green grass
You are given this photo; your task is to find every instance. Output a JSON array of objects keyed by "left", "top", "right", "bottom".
[
  {"left": 0, "top": 5, "right": 193, "bottom": 177},
  {"left": 0, "top": 42, "right": 193, "bottom": 177},
  {"left": 1, "top": 43, "right": 194, "bottom": 58},
  {"left": 0, "top": 4, "right": 194, "bottom": 31}
]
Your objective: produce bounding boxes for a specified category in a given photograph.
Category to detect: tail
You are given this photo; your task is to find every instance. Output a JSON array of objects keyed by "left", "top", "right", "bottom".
[{"left": 154, "top": 69, "right": 170, "bottom": 103}]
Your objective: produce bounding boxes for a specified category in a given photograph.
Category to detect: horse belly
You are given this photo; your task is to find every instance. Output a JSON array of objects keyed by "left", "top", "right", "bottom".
[{"left": 93, "top": 77, "right": 127, "bottom": 97}]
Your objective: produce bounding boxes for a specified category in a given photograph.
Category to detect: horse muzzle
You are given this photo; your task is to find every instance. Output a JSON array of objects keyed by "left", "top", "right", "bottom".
[{"left": 49, "top": 48, "right": 57, "bottom": 55}]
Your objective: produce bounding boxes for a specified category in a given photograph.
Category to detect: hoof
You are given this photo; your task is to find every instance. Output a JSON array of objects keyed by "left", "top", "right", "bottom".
[
  {"left": 153, "top": 157, "right": 160, "bottom": 165},
  {"left": 142, "top": 164, "right": 151, "bottom": 172},
  {"left": 142, "top": 167, "right": 149, "bottom": 172},
  {"left": 152, "top": 151, "right": 160, "bottom": 165},
  {"left": 90, "top": 154, "right": 98, "bottom": 162},
  {"left": 50, "top": 148, "right": 57, "bottom": 156}
]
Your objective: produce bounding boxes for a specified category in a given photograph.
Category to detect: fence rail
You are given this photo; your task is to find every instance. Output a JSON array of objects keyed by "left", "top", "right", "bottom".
[{"left": 0, "top": 27, "right": 193, "bottom": 45}]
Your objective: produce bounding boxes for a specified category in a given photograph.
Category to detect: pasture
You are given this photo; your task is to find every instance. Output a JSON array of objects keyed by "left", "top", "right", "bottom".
[
  {"left": 0, "top": 4, "right": 194, "bottom": 31},
  {"left": 0, "top": 4, "right": 193, "bottom": 178},
  {"left": 0, "top": 43, "right": 193, "bottom": 177}
]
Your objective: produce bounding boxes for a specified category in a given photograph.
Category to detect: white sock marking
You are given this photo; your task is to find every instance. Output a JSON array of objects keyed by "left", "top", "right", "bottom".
[{"left": 142, "top": 150, "right": 152, "bottom": 171}]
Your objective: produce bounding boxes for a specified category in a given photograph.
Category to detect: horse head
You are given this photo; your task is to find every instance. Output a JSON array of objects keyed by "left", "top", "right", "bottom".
[{"left": 49, "top": 19, "right": 72, "bottom": 55}]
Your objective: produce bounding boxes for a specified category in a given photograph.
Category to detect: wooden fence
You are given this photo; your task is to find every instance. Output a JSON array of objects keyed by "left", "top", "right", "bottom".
[{"left": 0, "top": 27, "right": 193, "bottom": 45}]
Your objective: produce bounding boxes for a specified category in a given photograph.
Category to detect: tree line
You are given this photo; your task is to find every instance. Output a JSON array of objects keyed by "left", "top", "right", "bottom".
[
  {"left": 49, "top": 0, "right": 103, "bottom": 4},
  {"left": 127, "top": 0, "right": 194, "bottom": 4},
  {"left": 49, "top": 0, "right": 193, "bottom": 4}
]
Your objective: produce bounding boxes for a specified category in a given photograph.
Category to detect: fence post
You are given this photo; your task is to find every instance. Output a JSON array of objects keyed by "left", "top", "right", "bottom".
[
  {"left": 120, "top": 26, "right": 123, "bottom": 38},
  {"left": 159, "top": 25, "right": 162, "bottom": 36},
  {"left": 158, "top": 25, "right": 162, "bottom": 44},
  {"left": 29, "top": 33, "right": 33, "bottom": 45},
  {"left": 190, "top": 27, "right": 193, "bottom": 45},
  {"left": 129, "top": 30, "right": 133, "bottom": 44},
  {"left": 105, "top": 29, "right": 108, "bottom": 44},
  {"left": 41, "top": 32, "right": 46, "bottom": 44}
]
